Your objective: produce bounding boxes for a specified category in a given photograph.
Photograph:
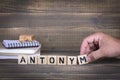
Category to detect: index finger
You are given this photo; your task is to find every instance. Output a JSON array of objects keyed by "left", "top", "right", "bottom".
[{"left": 80, "top": 34, "right": 100, "bottom": 55}]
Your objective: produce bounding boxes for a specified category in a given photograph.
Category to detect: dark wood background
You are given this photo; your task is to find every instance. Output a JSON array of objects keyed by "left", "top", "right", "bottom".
[
  {"left": 0, "top": 0, "right": 120, "bottom": 52},
  {"left": 0, "top": 0, "right": 120, "bottom": 80}
]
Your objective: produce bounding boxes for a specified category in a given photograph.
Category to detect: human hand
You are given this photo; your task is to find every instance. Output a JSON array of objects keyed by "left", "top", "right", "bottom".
[{"left": 80, "top": 32, "right": 120, "bottom": 62}]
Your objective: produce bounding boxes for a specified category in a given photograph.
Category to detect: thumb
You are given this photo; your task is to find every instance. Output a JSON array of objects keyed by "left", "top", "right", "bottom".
[{"left": 87, "top": 49, "right": 104, "bottom": 62}]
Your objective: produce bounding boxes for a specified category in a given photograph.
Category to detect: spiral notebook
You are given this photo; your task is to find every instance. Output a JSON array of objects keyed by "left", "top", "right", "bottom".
[
  {"left": 0, "top": 42, "right": 41, "bottom": 59},
  {"left": 3, "top": 40, "right": 40, "bottom": 48}
]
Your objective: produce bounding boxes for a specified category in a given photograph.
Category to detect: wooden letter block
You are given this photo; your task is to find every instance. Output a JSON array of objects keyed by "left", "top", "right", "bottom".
[
  {"left": 57, "top": 56, "right": 67, "bottom": 65},
  {"left": 27, "top": 35, "right": 35, "bottom": 41},
  {"left": 28, "top": 55, "right": 37, "bottom": 64},
  {"left": 19, "top": 35, "right": 27, "bottom": 42},
  {"left": 18, "top": 55, "right": 27, "bottom": 64},
  {"left": 67, "top": 56, "right": 77, "bottom": 65},
  {"left": 47, "top": 55, "right": 57, "bottom": 65},
  {"left": 19, "top": 35, "right": 35, "bottom": 42},
  {"left": 78, "top": 55, "right": 88, "bottom": 65},
  {"left": 38, "top": 55, "right": 47, "bottom": 65}
]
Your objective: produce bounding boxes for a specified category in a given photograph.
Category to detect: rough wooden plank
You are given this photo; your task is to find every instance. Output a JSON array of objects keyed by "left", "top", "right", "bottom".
[
  {"left": 0, "top": 0, "right": 120, "bottom": 13},
  {"left": 0, "top": 78, "right": 117, "bottom": 80},
  {"left": 0, "top": 58, "right": 120, "bottom": 73},
  {"left": 0, "top": 57, "right": 120, "bottom": 79},
  {"left": 0, "top": 27, "right": 94, "bottom": 51},
  {"left": 0, "top": 13, "right": 101, "bottom": 28},
  {"left": 0, "top": 73, "right": 120, "bottom": 79},
  {"left": 0, "top": 13, "right": 119, "bottom": 29},
  {"left": 92, "top": 13, "right": 120, "bottom": 29},
  {"left": 0, "top": 27, "right": 120, "bottom": 51},
  {"left": 0, "top": 78, "right": 64, "bottom": 80}
]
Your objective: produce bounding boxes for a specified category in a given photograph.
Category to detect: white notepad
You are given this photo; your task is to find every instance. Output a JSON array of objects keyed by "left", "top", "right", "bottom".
[{"left": 0, "top": 43, "right": 41, "bottom": 59}]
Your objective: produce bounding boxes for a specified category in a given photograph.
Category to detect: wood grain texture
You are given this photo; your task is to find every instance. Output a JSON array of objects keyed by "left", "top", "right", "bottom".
[
  {"left": 0, "top": 52, "right": 120, "bottom": 80},
  {"left": 0, "top": 0, "right": 120, "bottom": 13},
  {"left": 0, "top": 27, "right": 120, "bottom": 51},
  {"left": 0, "top": 13, "right": 119, "bottom": 29},
  {"left": 0, "top": 0, "right": 120, "bottom": 80},
  {"left": 0, "top": 27, "right": 94, "bottom": 51},
  {"left": 0, "top": 0, "right": 119, "bottom": 52}
]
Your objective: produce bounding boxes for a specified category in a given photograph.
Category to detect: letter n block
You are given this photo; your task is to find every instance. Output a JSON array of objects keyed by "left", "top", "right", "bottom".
[
  {"left": 28, "top": 55, "right": 38, "bottom": 64},
  {"left": 57, "top": 56, "right": 67, "bottom": 65},
  {"left": 78, "top": 55, "right": 88, "bottom": 65},
  {"left": 18, "top": 55, "right": 27, "bottom": 64}
]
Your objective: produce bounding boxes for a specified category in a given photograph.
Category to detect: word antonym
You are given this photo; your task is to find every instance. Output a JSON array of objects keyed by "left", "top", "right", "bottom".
[{"left": 18, "top": 55, "right": 88, "bottom": 65}]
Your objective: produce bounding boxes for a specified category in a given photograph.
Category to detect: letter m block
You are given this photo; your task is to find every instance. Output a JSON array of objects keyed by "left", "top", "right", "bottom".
[{"left": 78, "top": 55, "right": 88, "bottom": 65}]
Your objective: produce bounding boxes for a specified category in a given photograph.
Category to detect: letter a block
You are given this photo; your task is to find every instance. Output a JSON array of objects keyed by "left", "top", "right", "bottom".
[
  {"left": 67, "top": 56, "right": 77, "bottom": 65},
  {"left": 47, "top": 55, "right": 57, "bottom": 65},
  {"left": 78, "top": 55, "right": 88, "bottom": 65},
  {"left": 18, "top": 55, "right": 27, "bottom": 64},
  {"left": 57, "top": 56, "right": 67, "bottom": 65},
  {"left": 38, "top": 55, "right": 47, "bottom": 65},
  {"left": 28, "top": 55, "right": 37, "bottom": 64}
]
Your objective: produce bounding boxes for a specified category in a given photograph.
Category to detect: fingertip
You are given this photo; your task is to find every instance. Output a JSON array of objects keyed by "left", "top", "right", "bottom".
[
  {"left": 87, "top": 50, "right": 103, "bottom": 62},
  {"left": 87, "top": 54, "right": 95, "bottom": 62},
  {"left": 86, "top": 56, "right": 92, "bottom": 63}
]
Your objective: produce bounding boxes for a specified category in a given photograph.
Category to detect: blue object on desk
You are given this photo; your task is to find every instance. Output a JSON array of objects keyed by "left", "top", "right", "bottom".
[{"left": 2, "top": 40, "right": 40, "bottom": 48}]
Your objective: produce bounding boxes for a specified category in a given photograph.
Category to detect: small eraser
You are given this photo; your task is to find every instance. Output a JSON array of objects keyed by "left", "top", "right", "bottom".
[
  {"left": 57, "top": 56, "right": 67, "bottom": 65},
  {"left": 38, "top": 55, "right": 47, "bottom": 65},
  {"left": 77, "top": 55, "right": 88, "bottom": 65},
  {"left": 47, "top": 55, "right": 57, "bottom": 65},
  {"left": 18, "top": 55, "right": 27, "bottom": 64},
  {"left": 28, "top": 55, "right": 38, "bottom": 64},
  {"left": 67, "top": 56, "right": 77, "bottom": 65}
]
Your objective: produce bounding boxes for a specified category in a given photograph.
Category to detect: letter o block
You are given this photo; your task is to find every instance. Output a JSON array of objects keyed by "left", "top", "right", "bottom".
[{"left": 47, "top": 55, "right": 57, "bottom": 65}]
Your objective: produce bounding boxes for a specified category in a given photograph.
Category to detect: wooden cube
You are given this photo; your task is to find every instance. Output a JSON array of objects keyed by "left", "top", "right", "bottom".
[
  {"left": 18, "top": 55, "right": 27, "bottom": 64},
  {"left": 28, "top": 55, "right": 38, "bottom": 64},
  {"left": 57, "top": 56, "right": 67, "bottom": 65},
  {"left": 47, "top": 55, "right": 57, "bottom": 65},
  {"left": 19, "top": 35, "right": 27, "bottom": 42},
  {"left": 27, "top": 35, "right": 35, "bottom": 41},
  {"left": 38, "top": 55, "right": 47, "bottom": 65},
  {"left": 67, "top": 56, "right": 77, "bottom": 65},
  {"left": 78, "top": 55, "right": 88, "bottom": 65},
  {"left": 19, "top": 35, "right": 35, "bottom": 41}
]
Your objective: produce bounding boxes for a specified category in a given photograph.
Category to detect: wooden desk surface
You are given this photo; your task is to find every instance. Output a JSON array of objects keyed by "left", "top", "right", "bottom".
[
  {"left": 0, "top": 52, "right": 120, "bottom": 80},
  {"left": 0, "top": 1, "right": 120, "bottom": 79}
]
